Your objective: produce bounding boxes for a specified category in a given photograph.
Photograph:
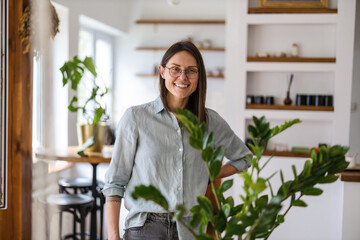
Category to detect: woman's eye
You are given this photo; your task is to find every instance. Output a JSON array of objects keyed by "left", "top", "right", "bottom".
[
  {"left": 172, "top": 67, "right": 180, "bottom": 72},
  {"left": 189, "top": 69, "right": 197, "bottom": 73}
]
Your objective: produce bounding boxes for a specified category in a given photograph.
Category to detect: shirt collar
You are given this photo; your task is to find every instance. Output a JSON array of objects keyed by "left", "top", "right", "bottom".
[{"left": 154, "top": 96, "right": 165, "bottom": 114}]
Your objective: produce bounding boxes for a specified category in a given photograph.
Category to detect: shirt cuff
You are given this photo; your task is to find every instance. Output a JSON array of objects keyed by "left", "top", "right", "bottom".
[
  {"left": 102, "top": 184, "right": 125, "bottom": 197},
  {"left": 227, "top": 154, "right": 252, "bottom": 171}
]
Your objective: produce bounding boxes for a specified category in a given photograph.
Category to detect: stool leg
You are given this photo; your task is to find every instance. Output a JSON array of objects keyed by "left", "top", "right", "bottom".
[
  {"left": 79, "top": 207, "right": 86, "bottom": 240},
  {"left": 59, "top": 211, "right": 63, "bottom": 240},
  {"left": 100, "top": 193, "right": 105, "bottom": 240}
]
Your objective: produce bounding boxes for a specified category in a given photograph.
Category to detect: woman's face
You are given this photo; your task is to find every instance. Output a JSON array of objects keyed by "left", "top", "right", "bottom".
[{"left": 160, "top": 51, "right": 199, "bottom": 103}]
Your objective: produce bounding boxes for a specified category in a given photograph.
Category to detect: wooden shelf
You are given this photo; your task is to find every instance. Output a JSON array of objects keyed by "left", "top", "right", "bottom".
[
  {"left": 263, "top": 151, "right": 311, "bottom": 158},
  {"left": 136, "top": 73, "right": 224, "bottom": 79},
  {"left": 136, "top": 19, "right": 225, "bottom": 25},
  {"left": 248, "top": 8, "right": 337, "bottom": 14},
  {"left": 136, "top": 47, "right": 225, "bottom": 51},
  {"left": 246, "top": 104, "right": 334, "bottom": 111},
  {"left": 338, "top": 170, "right": 360, "bottom": 182},
  {"left": 247, "top": 57, "right": 336, "bottom": 63}
]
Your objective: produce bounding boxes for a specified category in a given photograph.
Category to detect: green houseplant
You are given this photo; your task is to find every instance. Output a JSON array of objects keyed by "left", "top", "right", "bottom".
[
  {"left": 132, "top": 110, "right": 349, "bottom": 240},
  {"left": 60, "top": 56, "right": 109, "bottom": 153}
]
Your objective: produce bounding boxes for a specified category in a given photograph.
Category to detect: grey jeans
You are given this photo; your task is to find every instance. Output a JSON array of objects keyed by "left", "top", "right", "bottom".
[{"left": 123, "top": 213, "right": 179, "bottom": 240}]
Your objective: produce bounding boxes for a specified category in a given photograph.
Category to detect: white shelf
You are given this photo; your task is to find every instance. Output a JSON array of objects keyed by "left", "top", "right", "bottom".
[
  {"left": 246, "top": 14, "right": 337, "bottom": 24},
  {"left": 244, "top": 62, "right": 336, "bottom": 72}
]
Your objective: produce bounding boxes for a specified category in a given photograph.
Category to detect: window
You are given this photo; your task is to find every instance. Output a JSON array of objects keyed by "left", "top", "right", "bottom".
[{"left": 77, "top": 27, "right": 114, "bottom": 124}]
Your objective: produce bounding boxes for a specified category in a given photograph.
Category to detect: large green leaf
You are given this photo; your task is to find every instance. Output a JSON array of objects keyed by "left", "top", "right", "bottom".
[{"left": 132, "top": 185, "right": 169, "bottom": 210}]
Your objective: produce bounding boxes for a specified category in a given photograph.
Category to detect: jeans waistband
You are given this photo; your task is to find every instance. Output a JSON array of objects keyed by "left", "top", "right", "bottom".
[{"left": 147, "top": 212, "right": 174, "bottom": 222}]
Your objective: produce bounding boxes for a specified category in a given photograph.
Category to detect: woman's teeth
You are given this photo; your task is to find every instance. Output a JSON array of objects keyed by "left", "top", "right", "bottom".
[{"left": 175, "top": 83, "right": 188, "bottom": 88}]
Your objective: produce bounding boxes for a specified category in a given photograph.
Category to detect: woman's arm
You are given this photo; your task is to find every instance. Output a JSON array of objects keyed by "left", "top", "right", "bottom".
[
  {"left": 216, "top": 163, "right": 242, "bottom": 179},
  {"left": 106, "top": 195, "right": 122, "bottom": 240}
]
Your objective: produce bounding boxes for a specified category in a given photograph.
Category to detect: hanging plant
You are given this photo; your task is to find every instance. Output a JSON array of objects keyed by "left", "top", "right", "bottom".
[{"left": 18, "top": 0, "right": 60, "bottom": 54}]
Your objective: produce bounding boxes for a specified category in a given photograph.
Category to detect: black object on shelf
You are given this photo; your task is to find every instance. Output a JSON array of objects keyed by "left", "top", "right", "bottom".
[
  {"left": 306, "top": 95, "right": 316, "bottom": 106},
  {"left": 265, "top": 96, "right": 274, "bottom": 105},
  {"left": 246, "top": 95, "right": 255, "bottom": 104},
  {"left": 255, "top": 96, "right": 265, "bottom": 104},
  {"left": 315, "top": 95, "right": 325, "bottom": 106},
  {"left": 296, "top": 94, "right": 307, "bottom": 106},
  {"left": 325, "top": 95, "right": 333, "bottom": 106}
]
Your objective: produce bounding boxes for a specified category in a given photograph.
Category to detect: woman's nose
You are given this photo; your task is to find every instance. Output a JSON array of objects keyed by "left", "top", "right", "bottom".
[{"left": 178, "top": 70, "right": 187, "bottom": 79}]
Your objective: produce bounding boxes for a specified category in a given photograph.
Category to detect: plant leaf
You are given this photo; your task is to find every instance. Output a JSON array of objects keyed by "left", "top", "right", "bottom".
[
  {"left": 291, "top": 199, "right": 307, "bottom": 207},
  {"left": 132, "top": 185, "right": 169, "bottom": 210}
]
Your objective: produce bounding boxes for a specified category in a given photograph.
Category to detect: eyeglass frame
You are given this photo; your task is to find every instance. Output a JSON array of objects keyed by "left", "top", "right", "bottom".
[{"left": 164, "top": 66, "right": 199, "bottom": 79}]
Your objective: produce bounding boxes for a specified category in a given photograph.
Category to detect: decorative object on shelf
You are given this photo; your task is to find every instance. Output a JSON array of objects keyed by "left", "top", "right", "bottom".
[
  {"left": 291, "top": 43, "right": 299, "bottom": 57},
  {"left": 275, "top": 52, "right": 287, "bottom": 58},
  {"left": 18, "top": 0, "right": 60, "bottom": 54},
  {"left": 256, "top": 52, "right": 271, "bottom": 58},
  {"left": 265, "top": 96, "right": 275, "bottom": 105},
  {"left": 324, "top": 95, "right": 333, "bottom": 106},
  {"left": 255, "top": 95, "right": 265, "bottom": 104},
  {"left": 346, "top": 152, "right": 358, "bottom": 169},
  {"left": 296, "top": 94, "right": 307, "bottom": 106},
  {"left": 202, "top": 39, "right": 212, "bottom": 49},
  {"left": 314, "top": 95, "right": 325, "bottom": 106},
  {"left": 246, "top": 95, "right": 255, "bottom": 104},
  {"left": 306, "top": 95, "right": 316, "bottom": 106},
  {"left": 259, "top": 0, "right": 329, "bottom": 9},
  {"left": 284, "top": 73, "right": 294, "bottom": 105},
  {"left": 60, "top": 56, "right": 110, "bottom": 154},
  {"left": 167, "top": 0, "right": 181, "bottom": 5},
  {"left": 291, "top": 146, "right": 311, "bottom": 154},
  {"left": 275, "top": 143, "right": 289, "bottom": 152}
]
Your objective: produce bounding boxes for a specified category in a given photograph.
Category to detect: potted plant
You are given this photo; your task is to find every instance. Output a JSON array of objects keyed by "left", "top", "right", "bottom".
[
  {"left": 132, "top": 111, "right": 349, "bottom": 240},
  {"left": 60, "top": 56, "right": 109, "bottom": 153}
]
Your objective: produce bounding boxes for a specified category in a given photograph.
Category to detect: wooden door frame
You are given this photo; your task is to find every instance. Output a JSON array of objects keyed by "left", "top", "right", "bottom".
[{"left": 0, "top": 0, "right": 32, "bottom": 239}]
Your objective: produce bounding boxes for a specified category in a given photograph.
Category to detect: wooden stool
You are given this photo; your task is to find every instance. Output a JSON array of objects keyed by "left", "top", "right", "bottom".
[{"left": 46, "top": 193, "right": 93, "bottom": 240}]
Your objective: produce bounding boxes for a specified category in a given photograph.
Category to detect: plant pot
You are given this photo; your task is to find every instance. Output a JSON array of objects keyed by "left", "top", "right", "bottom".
[{"left": 77, "top": 123, "right": 108, "bottom": 153}]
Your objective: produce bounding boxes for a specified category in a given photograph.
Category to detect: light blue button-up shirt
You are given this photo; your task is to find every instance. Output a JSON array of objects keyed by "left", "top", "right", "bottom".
[{"left": 103, "top": 97, "right": 252, "bottom": 240}]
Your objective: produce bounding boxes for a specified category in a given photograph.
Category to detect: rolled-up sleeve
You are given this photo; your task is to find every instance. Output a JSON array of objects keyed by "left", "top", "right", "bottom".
[
  {"left": 102, "top": 108, "right": 138, "bottom": 197},
  {"left": 209, "top": 110, "right": 252, "bottom": 171}
]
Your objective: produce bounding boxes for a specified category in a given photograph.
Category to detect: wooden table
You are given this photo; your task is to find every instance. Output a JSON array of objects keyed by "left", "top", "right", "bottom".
[{"left": 35, "top": 146, "right": 112, "bottom": 240}]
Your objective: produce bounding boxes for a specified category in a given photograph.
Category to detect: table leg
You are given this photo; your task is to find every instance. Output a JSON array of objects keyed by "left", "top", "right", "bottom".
[{"left": 90, "top": 163, "right": 99, "bottom": 240}]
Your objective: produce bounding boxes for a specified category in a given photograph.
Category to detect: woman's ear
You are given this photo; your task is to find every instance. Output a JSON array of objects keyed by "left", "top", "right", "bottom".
[{"left": 158, "top": 65, "right": 165, "bottom": 78}]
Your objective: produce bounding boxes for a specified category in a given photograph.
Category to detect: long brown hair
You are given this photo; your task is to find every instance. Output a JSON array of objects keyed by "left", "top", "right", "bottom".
[{"left": 159, "top": 41, "right": 207, "bottom": 123}]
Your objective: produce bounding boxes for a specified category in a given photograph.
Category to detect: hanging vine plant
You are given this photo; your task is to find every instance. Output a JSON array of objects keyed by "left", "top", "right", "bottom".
[{"left": 18, "top": 0, "right": 60, "bottom": 54}]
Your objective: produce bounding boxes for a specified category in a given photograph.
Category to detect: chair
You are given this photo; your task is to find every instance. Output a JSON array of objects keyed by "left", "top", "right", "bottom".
[
  {"left": 58, "top": 177, "right": 105, "bottom": 240},
  {"left": 46, "top": 193, "right": 93, "bottom": 240}
]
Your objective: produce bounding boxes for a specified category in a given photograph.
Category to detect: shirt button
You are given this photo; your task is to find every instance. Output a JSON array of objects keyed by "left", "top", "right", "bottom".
[
  {"left": 177, "top": 129, "right": 181, "bottom": 134},
  {"left": 178, "top": 168, "right": 182, "bottom": 172},
  {"left": 179, "top": 148, "right": 182, "bottom": 152},
  {"left": 178, "top": 187, "right": 182, "bottom": 191}
]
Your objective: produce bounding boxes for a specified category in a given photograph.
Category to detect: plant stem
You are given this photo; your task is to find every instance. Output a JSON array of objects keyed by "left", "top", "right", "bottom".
[
  {"left": 264, "top": 194, "right": 303, "bottom": 240},
  {"left": 166, "top": 211, "right": 198, "bottom": 238}
]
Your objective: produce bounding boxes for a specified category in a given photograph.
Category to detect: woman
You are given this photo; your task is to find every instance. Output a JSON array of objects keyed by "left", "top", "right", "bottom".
[{"left": 103, "top": 41, "right": 252, "bottom": 240}]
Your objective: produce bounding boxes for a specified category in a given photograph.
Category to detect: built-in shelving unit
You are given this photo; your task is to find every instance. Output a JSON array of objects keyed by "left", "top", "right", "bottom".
[
  {"left": 246, "top": 104, "right": 334, "bottom": 111},
  {"left": 225, "top": 1, "right": 356, "bottom": 159}
]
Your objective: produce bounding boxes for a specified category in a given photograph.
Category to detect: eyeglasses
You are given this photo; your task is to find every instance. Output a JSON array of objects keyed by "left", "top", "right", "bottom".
[{"left": 165, "top": 66, "right": 199, "bottom": 79}]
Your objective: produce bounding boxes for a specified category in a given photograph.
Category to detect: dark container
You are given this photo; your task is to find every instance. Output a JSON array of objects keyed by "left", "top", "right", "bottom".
[
  {"left": 255, "top": 96, "right": 265, "bottom": 104},
  {"left": 265, "top": 96, "right": 274, "bottom": 105},
  {"left": 296, "top": 94, "right": 307, "bottom": 106},
  {"left": 324, "top": 95, "right": 333, "bottom": 106},
  {"left": 306, "top": 95, "right": 316, "bottom": 106},
  {"left": 246, "top": 95, "right": 255, "bottom": 104},
  {"left": 315, "top": 95, "right": 325, "bottom": 106}
]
